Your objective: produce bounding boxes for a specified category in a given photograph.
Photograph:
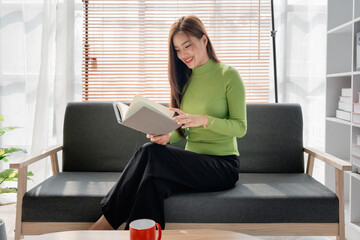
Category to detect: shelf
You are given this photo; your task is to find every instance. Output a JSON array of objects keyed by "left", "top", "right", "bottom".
[
  {"left": 350, "top": 175, "right": 360, "bottom": 224},
  {"left": 327, "top": 72, "right": 360, "bottom": 76},
  {"left": 348, "top": 222, "right": 360, "bottom": 237},
  {"left": 328, "top": 22, "right": 353, "bottom": 34},
  {"left": 351, "top": 222, "right": 360, "bottom": 230},
  {"left": 347, "top": 223, "right": 360, "bottom": 240},
  {"left": 327, "top": 72, "right": 353, "bottom": 77},
  {"left": 327, "top": 0, "right": 353, "bottom": 30},
  {"left": 354, "top": 75, "right": 360, "bottom": 102},
  {"left": 351, "top": 172, "right": 360, "bottom": 181},
  {"left": 352, "top": 152, "right": 360, "bottom": 168},
  {"left": 326, "top": 117, "right": 351, "bottom": 125},
  {"left": 326, "top": 76, "right": 351, "bottom": 117},
  {"left": 327, "top": 27, "right": 353, "bottom": 74},
  {"left": 356, "top": 0, "right": 360, "bottom": 19},
  {"left": 325, "top": 120, "right": 351, "bottom": 160},
  {"left": 354, "top": 22, "right": 360, "bottom": 72}
]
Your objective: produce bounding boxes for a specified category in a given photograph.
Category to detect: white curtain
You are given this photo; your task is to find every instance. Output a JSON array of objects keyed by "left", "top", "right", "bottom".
[
  {"left": 30, "top": 0, "right": 75, "bottom": 186},
  {"left": 273, "top": 0, "right": 327, "bottom": 183},
  {"left": 0, "top": 0, "right": 82, "bottom": 189},
  {"left": 32, "top": 0, "right": 74, "bottom": 152}
]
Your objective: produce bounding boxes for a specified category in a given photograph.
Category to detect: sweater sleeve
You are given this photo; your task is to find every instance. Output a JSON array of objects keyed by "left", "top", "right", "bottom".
[
  {"left": 169, "top": 128, "right": 184, "bottom": 144},
  {"left": 206, "top": 67, "right": 247, "bottom": 138}
]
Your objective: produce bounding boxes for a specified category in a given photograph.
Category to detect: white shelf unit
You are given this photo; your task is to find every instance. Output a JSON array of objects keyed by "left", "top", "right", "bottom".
[{"left": 326, "top": 0, "right": 360, "bottom": 239}]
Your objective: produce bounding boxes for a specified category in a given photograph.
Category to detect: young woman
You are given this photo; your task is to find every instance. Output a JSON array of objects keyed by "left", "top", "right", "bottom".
[{"left": 90, "top": 15, "right": 247, "bottom": 230}]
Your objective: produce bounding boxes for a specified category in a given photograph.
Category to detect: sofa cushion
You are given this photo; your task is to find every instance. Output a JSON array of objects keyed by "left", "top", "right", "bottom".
[
  {"left": 22, "top": 172, "right": 119, "bottom": 222},
  {"left": 165, "top": 173, "right": 338, "bottom": 223},
  {"left": 22, "top": 172, "right": 338, "bottom": 224}
]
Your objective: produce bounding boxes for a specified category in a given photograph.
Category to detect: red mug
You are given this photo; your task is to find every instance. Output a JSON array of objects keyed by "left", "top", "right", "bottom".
[{"left": 129, "top": 219, "right": 162, "bottom": 240}]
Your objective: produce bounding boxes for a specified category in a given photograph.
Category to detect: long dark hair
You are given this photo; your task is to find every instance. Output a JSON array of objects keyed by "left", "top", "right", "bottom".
[{"left": 168, "top": 15, "right": 219, "bottom": 138}]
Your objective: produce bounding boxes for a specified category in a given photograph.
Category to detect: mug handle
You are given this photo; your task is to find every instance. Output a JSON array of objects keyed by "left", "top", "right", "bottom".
[{"left": 155, "top": 223, "right": 162, "bottom": 240}]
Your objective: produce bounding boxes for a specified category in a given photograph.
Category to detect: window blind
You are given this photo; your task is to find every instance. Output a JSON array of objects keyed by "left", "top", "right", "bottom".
[{"left": 82, "top": 0, "right": 271, "bottom": 102}]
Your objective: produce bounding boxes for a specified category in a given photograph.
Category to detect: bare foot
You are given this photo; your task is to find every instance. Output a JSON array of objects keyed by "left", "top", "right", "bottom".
[{"left": 89, "top": 215, "right": 114, "bottom": 230}]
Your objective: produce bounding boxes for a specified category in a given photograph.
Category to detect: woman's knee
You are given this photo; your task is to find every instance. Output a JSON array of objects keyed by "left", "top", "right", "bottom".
[
  {"left": 136, "top": 142, "right": 163, "bottom": 163},
  {"left": 140, "top": 142, "right": 164, "bottom": 153}
]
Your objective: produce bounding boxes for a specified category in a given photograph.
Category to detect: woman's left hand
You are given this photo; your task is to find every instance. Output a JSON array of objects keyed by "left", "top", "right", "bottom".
[{"left": 169, "top": 108, "right": 208, "bottom": 129}]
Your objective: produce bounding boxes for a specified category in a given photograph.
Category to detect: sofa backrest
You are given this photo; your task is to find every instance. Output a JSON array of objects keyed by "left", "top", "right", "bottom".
[
  {"left": 237, "top": 103, "right": 304, "bottom": 173},
  {"left": 63, "top": 102, "right": 148, "bottom": 172},
  {"left": 63, "top": 102, "right": 304, "bottom": 173},
  {"left": 172, "top": 103, "right": 304, "bottom": 173}
]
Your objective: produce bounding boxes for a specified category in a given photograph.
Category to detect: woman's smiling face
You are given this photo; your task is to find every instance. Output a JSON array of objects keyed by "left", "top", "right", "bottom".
[{"left": 172, "top": 31, "right": 209, "bottom": 69}]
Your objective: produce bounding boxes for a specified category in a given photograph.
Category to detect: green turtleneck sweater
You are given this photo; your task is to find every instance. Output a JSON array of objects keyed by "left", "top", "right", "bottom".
[{"left": 169, "top": 59, "right": 247, "bottom": 156}]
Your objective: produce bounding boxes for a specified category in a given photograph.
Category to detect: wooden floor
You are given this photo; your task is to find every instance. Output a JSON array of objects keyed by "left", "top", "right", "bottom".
[{"left": 0, "top": 203, "right": 335, "bottom": 240}]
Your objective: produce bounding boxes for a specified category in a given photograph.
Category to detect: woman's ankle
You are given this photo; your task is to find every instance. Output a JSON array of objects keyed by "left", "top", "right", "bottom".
[{"left": 89, "top": 215, "right": 114, "bottom": 230}]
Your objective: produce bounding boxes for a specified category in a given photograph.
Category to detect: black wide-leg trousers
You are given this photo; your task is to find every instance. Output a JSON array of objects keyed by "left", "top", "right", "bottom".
[{"left": 100, "top": 142, "right": 239, "bottom": 230}]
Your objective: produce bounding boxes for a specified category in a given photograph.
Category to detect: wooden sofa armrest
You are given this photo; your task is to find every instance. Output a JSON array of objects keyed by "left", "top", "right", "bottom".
[
  {"left": 304, "top": 147, "right": 352, "bottom": 173},
  {"left": 10, "top": 145, "right": 63, "bottom": 173},
  {"left": 10, "top": 145, "right": 63, "bottom": 240},
  {"left": 304, "top": 147, "right": 351, "bottom": 240}
]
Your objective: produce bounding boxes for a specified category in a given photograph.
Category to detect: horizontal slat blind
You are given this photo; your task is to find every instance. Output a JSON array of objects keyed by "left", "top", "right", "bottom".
[{"left": 83, "top": 0, "right": 271, "bottom": 103}]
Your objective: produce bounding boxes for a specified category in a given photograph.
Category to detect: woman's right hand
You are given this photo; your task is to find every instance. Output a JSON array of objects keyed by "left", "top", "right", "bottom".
[{"left": 146, "top": 133, "right": 171, "bottom": 145}]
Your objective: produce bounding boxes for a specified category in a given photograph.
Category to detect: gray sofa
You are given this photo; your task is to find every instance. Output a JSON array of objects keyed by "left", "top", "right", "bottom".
[{"left": 11, "top": 103, "right": 352, "bottom": 240}]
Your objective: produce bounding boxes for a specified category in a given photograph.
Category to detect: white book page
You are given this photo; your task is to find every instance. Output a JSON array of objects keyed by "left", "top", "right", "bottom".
[
  {"left": 116, "top": 102, "right": 129, "bottom": 120},
  {"left": 127, "top": 95, "right": 174, "bottom": 118},
  {"left": 126, "top": 102, "right": 166, "bottom": 120}
]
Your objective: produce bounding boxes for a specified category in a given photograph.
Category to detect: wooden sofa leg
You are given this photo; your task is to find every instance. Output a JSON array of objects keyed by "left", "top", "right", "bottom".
[
  {"left": 306, "top": 154, "right": 315, "bottom": 176},
  {"left": 335, "top": 169, "right": 345, "bottom": 240},
  {"left": 14, "top": 167, "right": 27, "bottom": 240}
]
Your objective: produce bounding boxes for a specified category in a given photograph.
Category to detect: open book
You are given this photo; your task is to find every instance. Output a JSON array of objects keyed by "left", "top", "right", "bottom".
[{"left": 113, "top": 95, "right": 180, "bottom": 136}]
